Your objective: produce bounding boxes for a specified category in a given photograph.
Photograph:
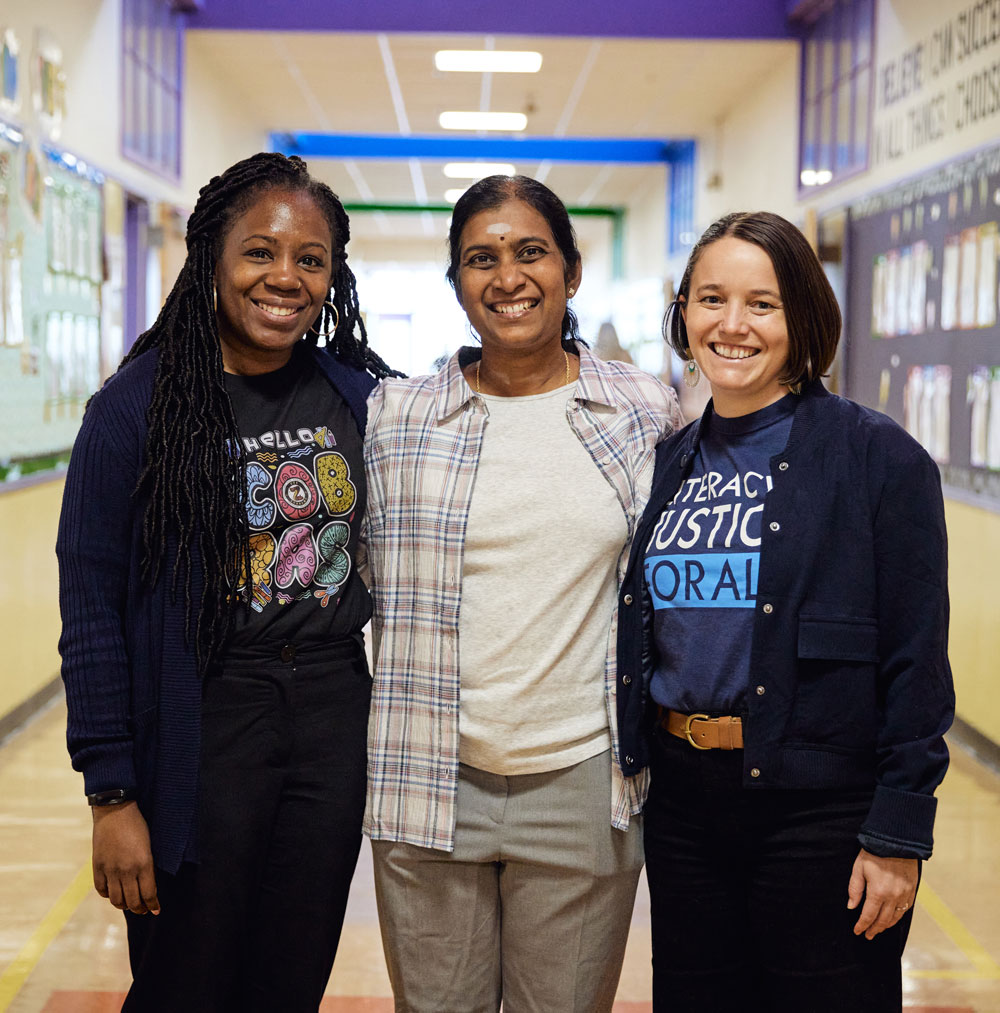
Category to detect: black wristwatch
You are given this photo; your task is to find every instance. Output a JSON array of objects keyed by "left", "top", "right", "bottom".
[{"left": 87, "top": 788, "right": 137, "bottom": 807}]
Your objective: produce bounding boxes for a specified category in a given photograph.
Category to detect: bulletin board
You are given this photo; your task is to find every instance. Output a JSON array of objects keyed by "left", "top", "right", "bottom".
[
  {"left": 847, "top": 142, "right": 1000, "bottom": 511},
  {"left": 0, "top": 121, "right": 106, "bottom": 487}
]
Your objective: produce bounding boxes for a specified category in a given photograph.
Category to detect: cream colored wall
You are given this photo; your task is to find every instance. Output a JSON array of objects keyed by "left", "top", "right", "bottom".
[
  {"left": 0, "top": 479, "right": 63, "bottom": 721},
  {"left": 944, "top": 499, "right": 1000, "bottom": 742},
  {"left": 181, "top": 39, "right": 269, "bottom": 206},
  {"left": 697, "top": 44, "right": 800, "bottom": 230}
]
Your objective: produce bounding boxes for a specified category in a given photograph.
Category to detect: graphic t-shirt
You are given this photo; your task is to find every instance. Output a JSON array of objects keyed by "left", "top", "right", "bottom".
[
  {"left": 644, "top": 395, "right": 796, "bottom": 714},
  {"left": 223, "top": 347, "right": 370, "bottom": 650}
]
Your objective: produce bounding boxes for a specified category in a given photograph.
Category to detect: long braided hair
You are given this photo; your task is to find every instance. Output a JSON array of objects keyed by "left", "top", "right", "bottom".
[{"left": 117, "top": 152, "right": 396, "bottom": 672}]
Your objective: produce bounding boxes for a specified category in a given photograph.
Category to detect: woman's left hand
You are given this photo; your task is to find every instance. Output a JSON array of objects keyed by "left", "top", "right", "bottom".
[{"left": 847, "top": 848, "right": 919, "bottom": 940}]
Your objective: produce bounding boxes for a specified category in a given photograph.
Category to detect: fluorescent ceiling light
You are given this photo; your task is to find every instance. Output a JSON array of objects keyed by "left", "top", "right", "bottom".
[
  {"left": 439, "top": 111, "right": 527, "bottom": 131},
  {"left": 435, "top": 50, "right": 542, "bottom": 73},
  {"left": 443, "top": 162, "right": 516, "bottom": 179},
  {"left": 445, "top": 188, "right": 469, "bottom": 204}
]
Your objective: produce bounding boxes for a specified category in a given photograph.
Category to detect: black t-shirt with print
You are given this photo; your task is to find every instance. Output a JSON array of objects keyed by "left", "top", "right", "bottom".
[{"left": 223, "top": 345, "right": 371, "bottom": 650}]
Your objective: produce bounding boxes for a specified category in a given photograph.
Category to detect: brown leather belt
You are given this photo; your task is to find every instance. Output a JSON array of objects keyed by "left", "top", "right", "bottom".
[{"left": 659, "top": 708, "right": 744, "bottom": 750}]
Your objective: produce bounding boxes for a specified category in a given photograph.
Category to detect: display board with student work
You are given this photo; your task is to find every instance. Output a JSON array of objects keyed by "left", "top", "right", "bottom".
[
  {"left": 0, "top": 123, "right": 118, "bottom": 489},
  {"left": 847, "top": 141, "right": 1000, "bottom": 512}
]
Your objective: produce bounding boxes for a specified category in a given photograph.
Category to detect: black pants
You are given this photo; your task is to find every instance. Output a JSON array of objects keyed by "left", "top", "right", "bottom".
[
  {"left": 123, "top": 639, "right": 371, "bottom": 1012},
  {"left": 644, "top": 728, "right": 915, "bottom": 1013}
]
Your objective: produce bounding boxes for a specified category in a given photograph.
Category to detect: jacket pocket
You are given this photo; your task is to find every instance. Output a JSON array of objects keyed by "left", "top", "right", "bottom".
[
  {"left": 797, "top": 615, "right": 878, "bottom": 663},
  {"left": 787, "top": 615, "right": 879, "bottom": 752}
]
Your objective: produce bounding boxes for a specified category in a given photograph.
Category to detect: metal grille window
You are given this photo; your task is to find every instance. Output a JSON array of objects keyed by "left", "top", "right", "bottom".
[
  {"left": 121, "top": 0, "right": 183, "bottom": 181},
  {"left": 798, "top": 0, "right": 874, "bottom": 192}
]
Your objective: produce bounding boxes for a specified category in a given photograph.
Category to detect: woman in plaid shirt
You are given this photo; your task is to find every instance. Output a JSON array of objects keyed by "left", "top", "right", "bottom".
[{"left": 363, "top": 175, "right": 681, "bottom": 1012}]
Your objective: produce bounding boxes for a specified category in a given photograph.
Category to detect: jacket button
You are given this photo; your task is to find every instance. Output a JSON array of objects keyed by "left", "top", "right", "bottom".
[
  {"left": 622, "top": 674, "right": 632, "bottom": 685},
  {"left": 756, "top": 684, "right": 765, "bottom": 695},
  {"left": 750, "top": 767, "right": 761, "bottom": 778},
  {"left": 778, "top": 461, "right": 789, "bottom": 471},
  {"left": 762, "top": 603, "right": 773, "bottom": 614},
  {"left": 623, "top": 594, "right": 634, "bottom": 605},
  {"left": 625, "top": 755, "right": 635, "bottom": 765},
  {"left": 769, "top": 521, "right": 780, "bottom": 532}
]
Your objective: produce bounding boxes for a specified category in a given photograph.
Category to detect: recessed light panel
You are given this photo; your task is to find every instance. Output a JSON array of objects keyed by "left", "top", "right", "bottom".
[
  {"left": 439, "top": 112, "right": 528, "bottom": 131},
  {"left": 435, "top": 50, "right": 542, "bottom": 73}
]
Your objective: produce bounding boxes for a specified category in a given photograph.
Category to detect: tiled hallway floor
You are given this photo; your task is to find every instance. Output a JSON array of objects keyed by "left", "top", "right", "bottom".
[{"left": 2, "top": 700, "right": 997, "bottom": 1012}]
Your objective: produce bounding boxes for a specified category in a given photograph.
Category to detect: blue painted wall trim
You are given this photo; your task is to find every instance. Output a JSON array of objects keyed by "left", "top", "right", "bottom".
[
  {"left": 273, "top": 133, "right": 676, "bottom": 164},
  {"left": 188, "top": 0, "right": 792, "bottom": 40},
  {"left": 276, "top": 131, "right": 698, "bottom": 268},
  {"left": 667, "top": 140, "right": 696, "bottom": 256}
]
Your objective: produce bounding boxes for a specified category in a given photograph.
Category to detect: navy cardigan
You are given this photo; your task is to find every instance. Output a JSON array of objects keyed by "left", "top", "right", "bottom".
[
  {"left": 56, "top": 345, "right": 377, "bottom": 874},
  {"left": 616, "top": 380, "right": 954, "bottom": 859}
]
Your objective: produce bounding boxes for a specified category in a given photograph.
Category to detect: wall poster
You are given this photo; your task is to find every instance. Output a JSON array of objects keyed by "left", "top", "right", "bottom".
[
  {"left": 0, "top": 119, "right": 107, "bottom": 488},
  {"left": 848, "top": 141, "right": 1000, "bottom": 510}
]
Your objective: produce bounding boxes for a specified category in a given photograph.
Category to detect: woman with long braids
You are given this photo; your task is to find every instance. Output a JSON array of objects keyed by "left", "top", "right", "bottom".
[{"left": 57, "top": 152, "right": 396, "bottom": 1011}]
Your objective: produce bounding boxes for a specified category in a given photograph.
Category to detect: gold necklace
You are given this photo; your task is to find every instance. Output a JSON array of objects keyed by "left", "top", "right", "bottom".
[{"left": 476, "top": 348, "right": 571, "bottom": 395}]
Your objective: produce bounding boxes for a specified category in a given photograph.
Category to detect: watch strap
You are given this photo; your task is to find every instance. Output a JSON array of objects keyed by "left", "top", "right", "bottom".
[{"left": 87, "top": 787, "right": 137, "bottom": 807}]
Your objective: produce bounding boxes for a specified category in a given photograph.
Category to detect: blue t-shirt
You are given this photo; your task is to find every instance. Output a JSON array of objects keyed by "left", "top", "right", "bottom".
[{"left": 644, "top": 395, "right": 796, "bottom": 714}]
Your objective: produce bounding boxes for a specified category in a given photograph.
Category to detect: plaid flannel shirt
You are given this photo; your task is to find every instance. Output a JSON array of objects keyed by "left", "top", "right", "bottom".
[{"left": 363, "top": 343, "right": 682, "bottom": 851}]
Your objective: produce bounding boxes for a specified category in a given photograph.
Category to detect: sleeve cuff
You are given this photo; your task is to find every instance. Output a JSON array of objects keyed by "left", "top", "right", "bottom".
[
  {"left": 76, "top": 743, "right": 137, "bottom": 797},
  {"left": 859, "top": 784, "right": 937, "bottom": 860}
]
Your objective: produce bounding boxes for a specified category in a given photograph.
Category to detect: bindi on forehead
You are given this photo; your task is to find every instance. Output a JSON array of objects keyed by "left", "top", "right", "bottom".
[{"left": 486, "top": 222, "right": 512, "bottom": 239}]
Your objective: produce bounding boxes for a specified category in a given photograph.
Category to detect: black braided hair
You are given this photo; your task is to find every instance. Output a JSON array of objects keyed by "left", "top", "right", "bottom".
[{"left": 116, "top": 151, "right": 398, "bottom": 673}]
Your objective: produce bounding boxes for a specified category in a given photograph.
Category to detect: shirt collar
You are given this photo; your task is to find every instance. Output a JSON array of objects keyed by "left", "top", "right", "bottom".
[{"left": 433, "top": 340, "right": 618, "bottom": 421}]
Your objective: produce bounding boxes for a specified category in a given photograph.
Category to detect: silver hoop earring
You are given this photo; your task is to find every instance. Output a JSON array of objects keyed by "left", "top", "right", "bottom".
[
  {"left": 314, "top": 300, "right": 340, "bottom": 339},
  {"left": 683, "top": 358, "right": 701, "bottom": 388},
  {"left": 213, "top": 286, "right": 218, "bottom": 314}
]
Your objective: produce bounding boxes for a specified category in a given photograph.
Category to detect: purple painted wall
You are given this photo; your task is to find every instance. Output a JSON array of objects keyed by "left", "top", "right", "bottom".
[{"left": 185, "top": 0, "right": 792, "bottom": 40}]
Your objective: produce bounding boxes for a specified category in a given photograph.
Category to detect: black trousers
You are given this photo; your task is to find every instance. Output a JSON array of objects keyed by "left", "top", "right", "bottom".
[
  {"left": 644, "top": 728, "right": 915, "bottom": 1013},
  {"left": 123, "top": 639, "right": 371, "bottom": 1012}
]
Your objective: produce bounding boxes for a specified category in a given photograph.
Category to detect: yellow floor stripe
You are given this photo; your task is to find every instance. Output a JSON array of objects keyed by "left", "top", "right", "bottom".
[
  {"left": 915, "top": 879, "right": 1000, "bottom": 978},
  {"left": 0, "top": 861, "right": 93, "bottom": 1010},
  {"left": 908, "top": 968, "right": 1000, "bottom": 980}
]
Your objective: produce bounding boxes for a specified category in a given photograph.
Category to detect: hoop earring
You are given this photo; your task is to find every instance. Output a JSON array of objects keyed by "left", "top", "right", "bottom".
[
  {"left": 314, "top": 300, "right": 340, "bottom": 339},
  {"left": 213, "top": 286, "right": 218, "bottom": 314},
  {"left": 683, "top": 357, "right": 701, "bottom": 388}
]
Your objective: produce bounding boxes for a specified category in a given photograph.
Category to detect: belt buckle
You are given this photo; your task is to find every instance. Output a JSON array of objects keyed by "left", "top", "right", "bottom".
[{"left": 684, "top": 712, "right": 712, "bottom": 750}]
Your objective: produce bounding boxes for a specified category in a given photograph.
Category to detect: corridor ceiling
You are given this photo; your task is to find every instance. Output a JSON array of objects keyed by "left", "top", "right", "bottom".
[{"left": 184, "top": 4, "right": 800, "bottom": 241}]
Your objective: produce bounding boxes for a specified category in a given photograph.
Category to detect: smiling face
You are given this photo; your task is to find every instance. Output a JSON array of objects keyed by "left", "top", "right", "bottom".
[
  {"left": 455, "top": 198, "right": 581, "bottom": 356},
  {"left": 214, "top": 187, "right": 335, "bottom": 375},
  {"left": 682, "top": 236, "right": 791, "bottom": 417}
]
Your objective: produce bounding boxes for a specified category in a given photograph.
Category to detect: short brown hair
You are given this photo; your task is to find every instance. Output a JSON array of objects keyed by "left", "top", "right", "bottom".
[{"left": 663, "top": 211, "right": 841, "bottom": 389}]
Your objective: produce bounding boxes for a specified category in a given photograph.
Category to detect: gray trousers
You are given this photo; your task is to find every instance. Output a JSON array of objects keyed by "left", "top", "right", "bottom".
[{"left": 372, "top": 750, "right": 643, "bottom": 1013}]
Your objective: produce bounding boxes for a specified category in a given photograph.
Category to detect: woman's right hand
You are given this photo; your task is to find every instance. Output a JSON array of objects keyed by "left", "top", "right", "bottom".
[{"left": 91, "top": 802, "right": 160, "bottom": 915}]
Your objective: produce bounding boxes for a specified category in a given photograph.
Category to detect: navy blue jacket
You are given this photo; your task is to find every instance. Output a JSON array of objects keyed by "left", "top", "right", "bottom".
[
  {"left": 56, "top": 345, "right": 377, "bottom": 874},
  {"left": 616, "top": 380, "right": 954, "bottom": 859}
]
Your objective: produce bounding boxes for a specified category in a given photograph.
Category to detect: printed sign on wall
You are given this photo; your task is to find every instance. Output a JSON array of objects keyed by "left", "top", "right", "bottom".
[{"left": 849, "top": 141, "right": 1000, "bottom": 510}]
